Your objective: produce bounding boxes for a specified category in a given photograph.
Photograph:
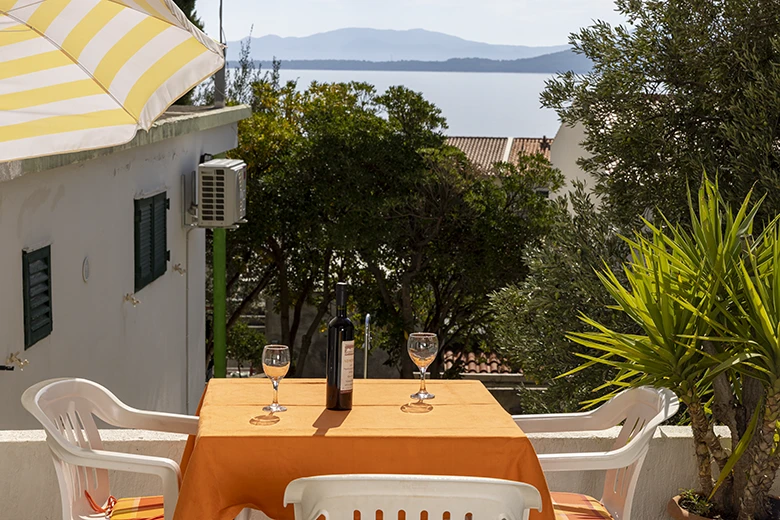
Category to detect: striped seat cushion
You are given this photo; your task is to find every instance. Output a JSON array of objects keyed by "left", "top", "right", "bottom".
[
  {"left": 110, "top": 496, "right": 164, "bottom": 520},
  {"left": 552, "top": 492, "right": 613, "bottom": 520}
]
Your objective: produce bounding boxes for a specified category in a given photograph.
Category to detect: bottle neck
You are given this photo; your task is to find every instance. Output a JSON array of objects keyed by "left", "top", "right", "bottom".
[{"left": 335, "top": 283, "right": 347, "bottom": 317}]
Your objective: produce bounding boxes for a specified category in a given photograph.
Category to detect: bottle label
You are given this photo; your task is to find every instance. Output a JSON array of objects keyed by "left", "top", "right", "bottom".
[{"left": 340, "top": 339, "right": 354, "bottom": 393}]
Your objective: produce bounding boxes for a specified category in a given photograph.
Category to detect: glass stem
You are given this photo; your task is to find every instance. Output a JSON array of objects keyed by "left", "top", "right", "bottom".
[
  {"left": 419, "top": 367, "right": 427, "bottom": 394},
  {"left": 272, "top": 379, "right": 279, "bottom": 406}
]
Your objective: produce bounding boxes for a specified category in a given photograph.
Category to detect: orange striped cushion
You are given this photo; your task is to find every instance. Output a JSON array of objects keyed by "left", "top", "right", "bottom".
[
  {"left": 110, "top": 496, "right": 164, "bottom": 520},
  {"left": 552, "top": 492, "right": 613, "bottom": 520}
]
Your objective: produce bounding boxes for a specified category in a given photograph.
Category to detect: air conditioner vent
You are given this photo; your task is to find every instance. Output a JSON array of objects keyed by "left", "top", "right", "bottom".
[{"left": 197, "top": 160, "right": 247, "bottom": 228}]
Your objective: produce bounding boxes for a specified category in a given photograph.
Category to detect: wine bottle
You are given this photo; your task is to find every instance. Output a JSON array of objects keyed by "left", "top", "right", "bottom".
[{"left": 326, "top": 282, "right": 354, "bottom": 410}]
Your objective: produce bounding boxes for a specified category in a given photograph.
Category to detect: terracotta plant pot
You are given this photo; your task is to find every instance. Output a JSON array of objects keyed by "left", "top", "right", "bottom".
[{"left": 668, "top": 495, "right": 714, "bottom": 520}]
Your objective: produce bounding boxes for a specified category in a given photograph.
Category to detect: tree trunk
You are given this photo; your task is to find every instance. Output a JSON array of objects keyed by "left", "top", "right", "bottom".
[
  {"left": 708, "top": 361, "right": 738, "bottom": 513},
  {"left": 297, "top": 297, "right": 331, "bottom": 377},
  {"left": 738, "top": 388, "right": 780, "bottom": 520},
  {"left": 687, "top": 398, "right": 715, "bottom": 497},
  {"left": 275, "top": 250, "right": 291, "bottom": 347},
  {"left": 226, "top": 268, "right": 274, "bottom": 331},
  {"left": 400, "top": 276, "right": 416, "bottom": 379},
  {"left": 297, "top": 255, "right": 332, "bottom": 377},
  {"left": 732, "top": 377, "right": 767, "bottom": 516},
  {"left": 288, "top": 276, "right": 315, "bottom": 364}
]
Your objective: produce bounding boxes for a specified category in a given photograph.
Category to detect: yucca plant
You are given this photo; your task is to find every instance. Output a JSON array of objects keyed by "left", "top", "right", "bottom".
[
  {"left": 696, "top": 223, "right": 780, "bottom": 520},
  {"left": 566, "top": 178, "right": 780, "bottom": 519}
]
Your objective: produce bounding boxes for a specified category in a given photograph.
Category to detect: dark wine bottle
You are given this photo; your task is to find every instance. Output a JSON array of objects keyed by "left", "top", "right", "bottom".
[{"left": 326, "top": 282, "right": 354, "bottom": 410}]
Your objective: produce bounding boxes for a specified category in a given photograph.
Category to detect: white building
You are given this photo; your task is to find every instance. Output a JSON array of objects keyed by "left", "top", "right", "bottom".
[
  {"left": 446, "top": 128, "right": 596, "bottom": 204},
  {"left": 549, "top": 122, "right": 596, "bottom": 203},
  {"left": 0, "top": 105, "right": 250, "bottom": 429}
]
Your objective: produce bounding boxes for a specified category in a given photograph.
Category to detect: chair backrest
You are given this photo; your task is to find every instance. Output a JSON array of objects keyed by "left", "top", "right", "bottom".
[
  {"left": 284, "top": 474, "right": 543, "bottom": 520},
  {"left": 21, "top": 378, "right": 128, "bottom": 520},
  {"left": 598, "top": 387, "right": 678, "bottom": 520}
]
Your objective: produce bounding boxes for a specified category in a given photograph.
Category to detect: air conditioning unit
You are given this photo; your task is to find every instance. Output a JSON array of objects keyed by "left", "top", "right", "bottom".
[{"left": 197, "top": 159, "right": 247, "bottom": 228}]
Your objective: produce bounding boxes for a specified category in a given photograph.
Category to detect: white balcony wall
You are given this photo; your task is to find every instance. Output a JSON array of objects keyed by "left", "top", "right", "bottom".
[{"left": 2, "top": 427, "right": 777, "bottom": 520}]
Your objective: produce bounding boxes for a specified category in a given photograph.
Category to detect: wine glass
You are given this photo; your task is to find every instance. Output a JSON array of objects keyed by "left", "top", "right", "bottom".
[
  {"left": 408, "top": 332, "right": 439, "bottom": 401},
  {"left": 262, "top": 345, "right": 290, "bottom": 413}
]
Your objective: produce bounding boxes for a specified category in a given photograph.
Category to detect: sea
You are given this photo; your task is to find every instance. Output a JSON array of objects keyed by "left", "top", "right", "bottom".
[{"left": 270, "top": 69, "right": 562, "bottom": 138}]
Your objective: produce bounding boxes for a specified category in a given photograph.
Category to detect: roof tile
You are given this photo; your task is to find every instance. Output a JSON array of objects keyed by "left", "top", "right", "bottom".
[
  {"left": 446, "top": 137, "right": 507, "bottom": 171},
  {"left": 442, "top": 349, "right": 519, "bottom": 375},
  {"left": 447, "top": 136, "right": 554, "bottom": 174}
]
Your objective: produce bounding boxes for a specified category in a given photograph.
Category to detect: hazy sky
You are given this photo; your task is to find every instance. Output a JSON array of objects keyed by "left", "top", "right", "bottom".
[{"left": 196, "top": 0, "right": 625, "bottom": 46}]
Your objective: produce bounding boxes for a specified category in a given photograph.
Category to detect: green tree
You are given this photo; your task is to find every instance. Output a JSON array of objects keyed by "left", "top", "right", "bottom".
[
  {"left": 489, "top": 182, "right": 638, "bottom": 413},
  {"left": 565, "top": 179, "right": 780, "bottom": 519},
  {"left": 542, "top": 0, "right": 780, "bottom": 226},
  {"left": 354, "top": 148, "right": 563, "bottom": 377},
  {"left": 171, "top": 0, "right": 205, "bottom": 105},
  {"left": 172, "top": 0, "right": 203, "bottom": 29},
  {"left": 224, "top": 79, "right": 403, "bottom": 375},
  {"left": 210, "top": 42, "right": 562, "bottom": 377},
  {"left": 227, "top": 322, "right": 266, "bottom": 376}
]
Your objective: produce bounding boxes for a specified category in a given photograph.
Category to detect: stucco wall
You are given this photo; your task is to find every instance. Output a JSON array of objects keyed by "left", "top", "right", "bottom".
[
  {"left": 549, "top": 123, "right": 597, "bottom": 203},
  {"left": 0, "top": 123, "right": 237, "bottom": 428},
  {"left": 2, "top": 427, "right": 777, "bottom": 520}
]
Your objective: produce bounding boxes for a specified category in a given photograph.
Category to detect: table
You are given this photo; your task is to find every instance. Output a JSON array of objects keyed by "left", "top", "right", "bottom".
[{"left": 175, "top": 379, "right": 554, "bottom": 520}]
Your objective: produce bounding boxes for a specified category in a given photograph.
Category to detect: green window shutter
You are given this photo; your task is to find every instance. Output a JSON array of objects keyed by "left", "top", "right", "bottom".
[
  {"left": 152, "top": 192, "right": 168, "bottom": 279},
  {"left": 23, "top": 245, "right": 52, "bottom": 349},
  {"left": 134, "top": 192, "right": 168, "bottom": 291},
  {"left": 134, "top": 197, "right": 154, "bottom": 291}
]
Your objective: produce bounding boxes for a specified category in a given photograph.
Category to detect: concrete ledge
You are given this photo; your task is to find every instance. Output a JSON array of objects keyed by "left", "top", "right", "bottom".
[
  {"left": 2, "top": 426, "right": 778, "bottom": 520},
  {"left": 460, "top": 373, "right": 527, "bottom": 384},
  {"left": 0, "top": 105, "right": 251, "bottom": 182}
]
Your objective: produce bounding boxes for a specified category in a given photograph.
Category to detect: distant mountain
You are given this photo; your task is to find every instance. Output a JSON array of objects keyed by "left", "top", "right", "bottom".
[
  {"left": 227, "top": 28, "right": 569, "bottom": 62},
  {"left": 228, "top": 50, "right": 591, "bottom": 75}
]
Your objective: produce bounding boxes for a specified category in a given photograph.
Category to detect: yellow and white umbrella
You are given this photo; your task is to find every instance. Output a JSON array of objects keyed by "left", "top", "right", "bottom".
[{"left": 0, "top": 0, "right": 223, "bottom": 162}]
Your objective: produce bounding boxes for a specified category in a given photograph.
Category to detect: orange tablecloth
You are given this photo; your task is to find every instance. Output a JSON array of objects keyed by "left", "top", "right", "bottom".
[{"left": 174, "top": 379, "right": 554, "bottom": 520}]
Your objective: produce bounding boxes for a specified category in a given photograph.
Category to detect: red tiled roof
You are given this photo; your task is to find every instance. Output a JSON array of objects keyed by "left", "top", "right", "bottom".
[
  {"left": 510, "top": 136, "right": 552, "bottom": 160},
  {"left": 446, "top": 136, "right": 554, "bottom": 174},
  {"left": 446, "top": 136, "right": 507, "bottom": 171},
  {"left": 442, "top": 350, "right": 517, "bottom": 374}
]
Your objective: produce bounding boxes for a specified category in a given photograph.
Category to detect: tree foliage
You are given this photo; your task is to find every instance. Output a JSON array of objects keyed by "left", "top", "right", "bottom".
[
  {"left": 542, "top": 0, "right": 780, "bottom": 226},
  {"left": 171, "top": 0, "right": 205, "bottom": 105},
  {"left": 226, "top": 322, "right": 266, "bottom": 376},
  {"left": 172, "top": 0, "right": 203, "bottom": 29},
  {"left": 213, "top": 47, "right": 562, "bottom": 376},
  {"left": 351, "top": 149, "right": 563, "bottom": 377},
  {"left": 566, "top": 179, "right": 780, "bottom": 519},
  {"left": 489, "top": 183, "right": 637, "bottom": 412}
]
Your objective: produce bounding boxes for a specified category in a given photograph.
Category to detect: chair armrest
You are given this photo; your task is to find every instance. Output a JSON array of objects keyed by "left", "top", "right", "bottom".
[
  {"left": 50, "top": 438, "right": 182, "bottom": 479},
  {"left": 104, "top": 407, "right": 199, "bottom": 435},
  {"left": 536, "top": 441, "right": 650, "bottom": 472},
  {"left": 49, "top": 440, "right": 182, "bottom": 520},
  {"left": 513, "top": 411, "right": 612, "bottom": 433},
  {"left": 120, "top": 409, "right": 199, "bottom": 435}
]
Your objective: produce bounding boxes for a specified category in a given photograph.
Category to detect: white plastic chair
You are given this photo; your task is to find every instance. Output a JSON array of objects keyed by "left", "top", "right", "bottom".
[
  {"left": 284, "top": 474, "right": 543, "bottom": 520},
  {"left": 512, "top": 386, "right": 679, "bottom": 520},
  {"left": 21, "top": 378, "right": 199, "bottom": 520}
]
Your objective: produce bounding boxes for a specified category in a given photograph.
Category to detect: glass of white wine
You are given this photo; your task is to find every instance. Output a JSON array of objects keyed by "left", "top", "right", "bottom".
[
  {"left": 262, "top": 345, "right": 290, "bottom": 413},
  {"left": 408, "top": 332, "right": 439, "bottom": 401}
]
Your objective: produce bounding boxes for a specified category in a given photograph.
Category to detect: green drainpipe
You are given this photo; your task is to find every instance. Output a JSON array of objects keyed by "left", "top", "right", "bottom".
[{"left": 213, "top": 228, "right": 227, "bottom": 378}]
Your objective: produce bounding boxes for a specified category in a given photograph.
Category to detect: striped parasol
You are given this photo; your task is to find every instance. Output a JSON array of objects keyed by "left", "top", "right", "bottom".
[{"left": 0, "top": 0, "right": 224, "bottom": 163}]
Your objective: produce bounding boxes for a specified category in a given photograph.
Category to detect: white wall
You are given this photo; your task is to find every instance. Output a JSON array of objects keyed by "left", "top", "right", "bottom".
[
  {"left": 549, "top": 123, "right": 597, "bottom": 203},
  {"left": 0, "top": 124, "right": 237, "bottom": 428},
  {"left": 3, "top": 427, "right": 777, "bottom": 520}
]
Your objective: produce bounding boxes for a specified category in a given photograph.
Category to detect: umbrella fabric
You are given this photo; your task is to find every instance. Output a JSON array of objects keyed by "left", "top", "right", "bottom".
[{"left": 0, "top": 0, "right": 223, "bottom": 163}]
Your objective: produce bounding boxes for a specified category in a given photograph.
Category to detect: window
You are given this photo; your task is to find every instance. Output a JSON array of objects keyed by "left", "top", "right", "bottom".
[
  {"left": 134, "top": 192, "right": 169, "bottom": 291},
  {"left": 22, "top": 245, "right": 52, "bottom": 349},
  {"left": 534, "top": 187, "right": 551, "bottom": 199}
]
